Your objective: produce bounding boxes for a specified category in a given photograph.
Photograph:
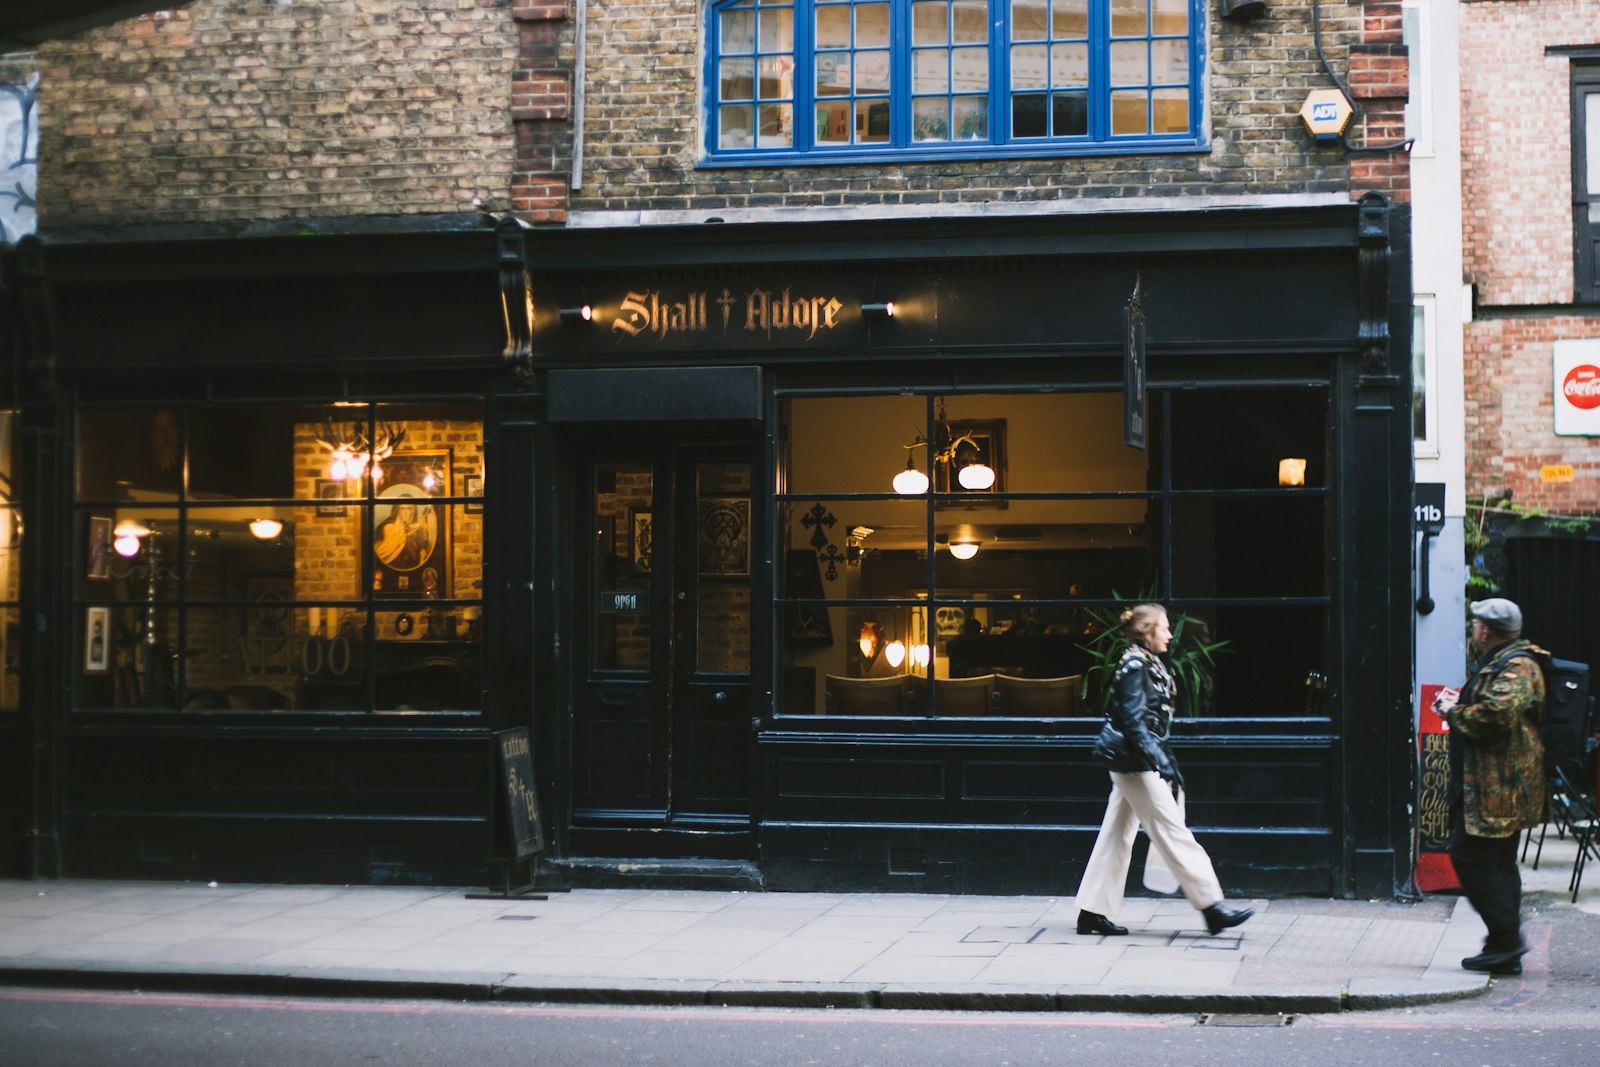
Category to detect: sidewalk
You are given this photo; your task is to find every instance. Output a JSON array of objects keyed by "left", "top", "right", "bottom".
[{"left": 0, "top": 831, "right": 1592, "bottom": 1015}]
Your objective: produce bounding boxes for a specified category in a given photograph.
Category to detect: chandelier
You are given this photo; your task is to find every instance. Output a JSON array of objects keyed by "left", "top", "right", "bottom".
[
  {"left": 316, "top": 417, "right": 406, "bottom": 484},
  {"left": 892, "top": 400, "right": 996, "bottom": 495}
]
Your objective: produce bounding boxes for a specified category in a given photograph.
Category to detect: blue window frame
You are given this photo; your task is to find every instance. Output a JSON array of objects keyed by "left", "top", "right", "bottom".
[{"left": 705, "top": 0, "right": 1204, "bottom": 164}]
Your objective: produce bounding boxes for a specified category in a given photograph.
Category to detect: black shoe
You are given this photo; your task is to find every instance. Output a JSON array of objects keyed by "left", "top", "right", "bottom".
[
  {"left": 1202, "top": 903, "right": 1254, "bottom": 935},
  {"left": 1076, "top": 910, "right": 1129, "bottom": 936},
  {"left": 1462, "top": 946, "right": 1527, "bottom": 976}
]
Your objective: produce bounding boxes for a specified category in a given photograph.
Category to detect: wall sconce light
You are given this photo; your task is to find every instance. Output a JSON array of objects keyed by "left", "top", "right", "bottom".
[
  {"left": 858, "top": 621, "right": 884, "bottom": 669},
  {"left": 884, "top": 638, "right": 907, "bottom": 669},
  {"left": 560, "top": 305, "right": 594, "bottom": 323},
  {"left": 248, "top": 517, "right": 285, "bottom": 541},
  {"left": 1278, "top": 457, "right": 1308, "bottom": 487},
  {"left": 113, "top": 519, "right": 149, "bottom": 558},
  {"left": 861, "top": 301, "right": 896, "bottom": 319}
]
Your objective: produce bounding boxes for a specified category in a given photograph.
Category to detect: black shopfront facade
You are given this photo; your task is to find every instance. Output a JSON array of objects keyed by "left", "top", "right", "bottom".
[{"left": 0, "top": 197, "right": 1416, "bottom": 900}]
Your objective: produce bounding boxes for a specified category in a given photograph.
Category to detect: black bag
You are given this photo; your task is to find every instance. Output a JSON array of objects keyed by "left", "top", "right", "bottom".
[
  {"left": 1485, "top": 649, "right": 1590, "bottom": 775},
  {"left": 1543, "top": 657, "right": 1592, "bottom": 776},
  {"left": 1091, "top": 720, "right": 1126, "bottom": 769}
]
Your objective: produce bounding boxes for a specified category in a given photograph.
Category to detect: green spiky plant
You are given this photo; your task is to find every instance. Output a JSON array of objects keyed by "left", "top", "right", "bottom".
[{"left": 1077, "top": 592, "right": 1230, "bottom": 716}]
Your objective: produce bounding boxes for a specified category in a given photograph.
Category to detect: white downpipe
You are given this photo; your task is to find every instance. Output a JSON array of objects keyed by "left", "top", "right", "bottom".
[{"left": 570, "top": 0, "right": 588, "bottom": 191}]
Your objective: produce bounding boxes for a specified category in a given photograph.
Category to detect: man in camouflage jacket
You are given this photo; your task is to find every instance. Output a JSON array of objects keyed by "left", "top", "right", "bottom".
[{"left": 1435, "top": 597, "right": 1547, "bottom": 976}]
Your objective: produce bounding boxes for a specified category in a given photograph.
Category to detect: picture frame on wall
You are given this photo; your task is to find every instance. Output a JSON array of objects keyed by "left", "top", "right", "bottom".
[
  {"left": 933, "top": 418, "right": 1008, "bottom": 508},
  {"left": 698, "top": 497, "right": 750, "bottom": 576},
  {"left": 373, "top": 450, "right": 452, "bottom": 597},
  {"left": 84, "top": 605, "right": 110, "bottom": 674},
  {"left": 630, "top": 508, "right": 653, "bottom": 574},
  {"left": 463, "top": 474, "right": 484, "bottom": 514},
  {"left": 86, "top": 515, "right": 112, "bottom": 580},
  {"left": 315, "top": 478, "right": 346, "bottom": 516}
]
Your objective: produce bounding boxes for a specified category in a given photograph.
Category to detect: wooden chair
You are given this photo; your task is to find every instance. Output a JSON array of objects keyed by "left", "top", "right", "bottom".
[
  {"left": 824, "top": 674, "right": 912, "bottom": 715},
  {"left": 935, "top": 674, "right": 997, "bottom": 715},
  {"left": 995, "top": 674, "right": 1082, "bottom": 716}
]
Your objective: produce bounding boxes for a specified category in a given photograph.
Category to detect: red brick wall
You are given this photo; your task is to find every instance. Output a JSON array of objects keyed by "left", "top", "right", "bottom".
[
  {"left": 1464, "top": 315, "right": 1600, "bottom": 512},
  {"left": 1461, "top": 1, "right": 1598, "bottom": 307}
]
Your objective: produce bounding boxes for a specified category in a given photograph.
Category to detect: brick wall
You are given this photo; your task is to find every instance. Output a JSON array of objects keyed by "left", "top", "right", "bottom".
[
  {"left": 1461, "top": 0, "right": 1598, "bottom": 307},
  {"left": 35, "top": 1, "right": 519, "bottom": 227},
  {"left": 34, "top": 1, "right": 1407, "bottom": 229},
  {"left": 1463, "top": 314, "right": 1600, "bottom": 512}
]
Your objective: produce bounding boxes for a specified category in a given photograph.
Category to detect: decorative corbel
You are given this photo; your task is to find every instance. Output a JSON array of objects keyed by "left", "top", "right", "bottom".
[
  {"left": 1356, "top": 192, "right": 1391, "bottom": 376},
  {"left": 497, "top": 216, "right": 534, "bottom": 387}
]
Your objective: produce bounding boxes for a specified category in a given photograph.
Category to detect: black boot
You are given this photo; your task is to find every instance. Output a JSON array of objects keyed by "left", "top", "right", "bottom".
[
  {"left": 1202, "top": 903, "right": 1254, "bottom": 935},
  {"left": 1076, "top": 910, "right": 1129, "bottom": 936},
  {"left": 1461, "top": 944, "right": 1527, "bottom": 976}
]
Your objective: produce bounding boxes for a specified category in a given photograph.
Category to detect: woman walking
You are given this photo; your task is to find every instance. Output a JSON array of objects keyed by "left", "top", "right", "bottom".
[{"left": 1074, "top": 603, "right": 1253, "bottom": 937}]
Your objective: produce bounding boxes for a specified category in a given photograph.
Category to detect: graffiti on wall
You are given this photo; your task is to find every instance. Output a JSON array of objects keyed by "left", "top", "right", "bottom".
[{"left": 0, "top": 71, "right": 38, "bottom": 243}]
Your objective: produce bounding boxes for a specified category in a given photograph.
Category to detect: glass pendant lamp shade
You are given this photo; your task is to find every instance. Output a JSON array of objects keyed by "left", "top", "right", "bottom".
[
  {"left": 957, "top": 462, "right": 996, "bottom": 490},
  {"left": 893, "top": 460, "right": 929, "bottom": 495},
  {"left": 947, "top": 540, "right": 979, "bottom": 560},
  {"left": 884, "top": 640, "right": 906, "bottom": 669}
]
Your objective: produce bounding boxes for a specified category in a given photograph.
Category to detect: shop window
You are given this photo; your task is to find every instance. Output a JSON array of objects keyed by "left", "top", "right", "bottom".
[
  {"left": 776, "top": 386, "right": 1330, "bottom": 719},
  {"left": 74, "top": 403, "right": 485, "bottom": 714},
  {"left": 707, "top": 0, "right": 1202, "bottom": 163},
  {"left": 1575, "top": 64, "right": 1600, "bottom": 304},
  {"left": 0, "top": 411, "right": 19, "bottom": 712}
]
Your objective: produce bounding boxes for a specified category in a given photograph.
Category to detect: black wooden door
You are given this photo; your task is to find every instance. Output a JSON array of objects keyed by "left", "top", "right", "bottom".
[{"left": 571, "top": 439, "right": 754, "bottom": 855}]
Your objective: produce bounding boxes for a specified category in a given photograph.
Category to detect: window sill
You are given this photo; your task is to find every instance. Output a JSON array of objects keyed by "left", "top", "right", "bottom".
[{"left": 698, "top": 139, "right": 1210, "bottom": 170}]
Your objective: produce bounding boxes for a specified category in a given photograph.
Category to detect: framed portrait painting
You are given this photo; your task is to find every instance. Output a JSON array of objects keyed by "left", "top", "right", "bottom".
[
  {"left": 86, "top": 515, "right": 112, "bottom": 580},
  {"left": 373, "top": 451, "right": 452, "bottom": 597}
]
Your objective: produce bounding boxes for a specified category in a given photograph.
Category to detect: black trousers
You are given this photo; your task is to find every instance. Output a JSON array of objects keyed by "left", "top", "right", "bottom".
[{"left": 1448, "top": 808, "right": 1524, "bottom": 952}]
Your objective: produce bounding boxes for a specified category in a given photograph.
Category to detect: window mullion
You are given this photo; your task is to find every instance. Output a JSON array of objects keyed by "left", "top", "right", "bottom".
[
  {"left": 797, "top": 0, "right": 815, "bottom": 151},
  {"left": 993, "top": 0, "right": 1007, "bottom": 144},
  {"left": 891, "top": 0, "right": 909, "bottom": 147},
  {"left": 1089, "top": 0, "right": 1110, "bottom": 141}
]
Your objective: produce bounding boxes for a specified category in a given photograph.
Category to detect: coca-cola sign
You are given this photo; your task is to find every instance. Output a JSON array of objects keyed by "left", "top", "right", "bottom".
[
  {"left": 1562, "top": 364, "right": 1600, "bottom": 410},
  {"left": 1554, "top": 341, "right": 1600, "bottom": 435}
]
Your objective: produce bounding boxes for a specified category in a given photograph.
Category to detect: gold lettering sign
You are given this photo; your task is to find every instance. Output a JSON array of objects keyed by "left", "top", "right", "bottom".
[
  {"left": 609, "top": 288, "right": 844, "bottom": 342},
  {"left": 1417, "top": 731, "right": 1452, "bottom": 851}
]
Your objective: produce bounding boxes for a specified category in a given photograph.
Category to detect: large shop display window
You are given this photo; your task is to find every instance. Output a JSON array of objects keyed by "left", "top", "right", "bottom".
[
  {"left": 74, "top": 403, "right": 485, "bottom": 713},
  {"left": 775, "top": 388, "right": 1330, "bottom": 719},
  {"left": 0, "top": 411, "right": 18, "bottom": 712}
]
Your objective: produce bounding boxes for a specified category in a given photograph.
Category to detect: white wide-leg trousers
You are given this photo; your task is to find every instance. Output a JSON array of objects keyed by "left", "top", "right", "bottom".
[{"left": 1074, "top": 770, "right": 1224, "bottom": 919}]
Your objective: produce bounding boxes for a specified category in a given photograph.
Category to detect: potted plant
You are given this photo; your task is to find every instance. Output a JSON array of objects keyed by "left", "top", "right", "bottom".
[{"left": 1077, "top": 593, "right": 1229, "bottom": 716}]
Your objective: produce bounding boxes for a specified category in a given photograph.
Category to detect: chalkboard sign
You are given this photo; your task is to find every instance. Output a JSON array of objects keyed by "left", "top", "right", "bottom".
[{"left": 495, "top": 727, "right": 545, "bottom": 860}]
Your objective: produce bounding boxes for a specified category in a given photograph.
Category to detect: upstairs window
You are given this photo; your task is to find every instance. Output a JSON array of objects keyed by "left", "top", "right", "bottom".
[
  {"left": 1576, "top": 64, "right": 1600, "bottom": 303},
  {"left": 707, "top": 0, "right": 1203, "bottom": 163}
]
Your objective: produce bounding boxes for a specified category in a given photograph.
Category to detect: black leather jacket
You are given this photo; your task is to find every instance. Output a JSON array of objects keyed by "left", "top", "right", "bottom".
[{"left": 1092, "top": 644, "right": 1182, "bottom": 786}]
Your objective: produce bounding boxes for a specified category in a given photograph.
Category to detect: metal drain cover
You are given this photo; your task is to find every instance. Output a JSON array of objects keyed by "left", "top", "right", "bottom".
[{"left": 1197, "top": 1013, "right": 1294, "bottom": 1026}]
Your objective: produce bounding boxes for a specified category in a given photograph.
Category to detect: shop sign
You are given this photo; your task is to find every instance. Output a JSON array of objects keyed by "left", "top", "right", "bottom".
[
  {"left": 600, "top": 590, "right": 650, "bottom": 613},
  {"left": 1553, "top": 339, "right": 1600, "bottom": 435},
  {"left": 609, "top": 287, "right": 845, "bottom": 343}
]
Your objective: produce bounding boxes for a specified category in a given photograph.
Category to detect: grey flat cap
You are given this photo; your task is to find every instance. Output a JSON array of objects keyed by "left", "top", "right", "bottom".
[{"left": 1470, "top": 598, "right": 1523, "bottom": 633}]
